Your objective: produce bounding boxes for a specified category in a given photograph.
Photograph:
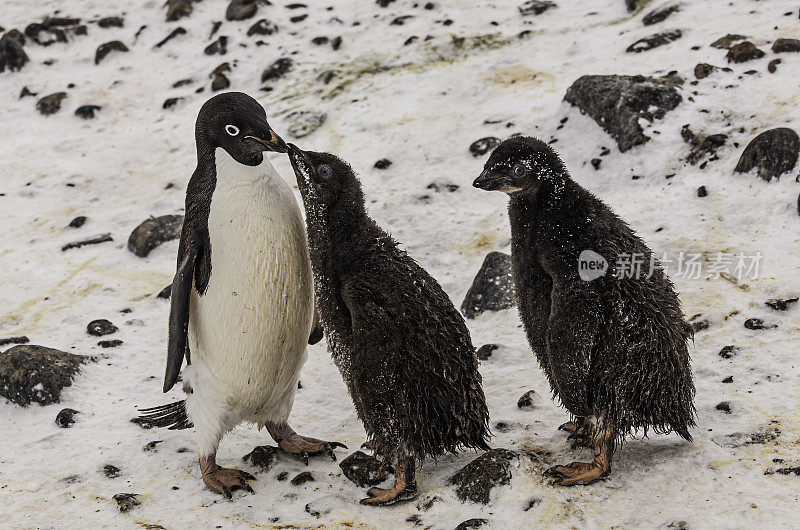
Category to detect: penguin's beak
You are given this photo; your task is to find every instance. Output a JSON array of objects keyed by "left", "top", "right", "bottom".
[
  {"left": 246, "top": 127, "right": 288, "bottom": 153},
  {"left": 473, "top": 169, "right": 506, "bottom": 191}
]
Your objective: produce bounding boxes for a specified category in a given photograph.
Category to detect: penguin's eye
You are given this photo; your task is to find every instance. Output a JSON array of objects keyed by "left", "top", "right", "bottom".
[
  {"left": 225, "top": 125, "right": 240, "bottom": 136},
  {"left": 513, "top": 164, "right": 527, "bottom": 178},
  {"left": 318, "top": 165, "right": 332, "bottom": 179}
]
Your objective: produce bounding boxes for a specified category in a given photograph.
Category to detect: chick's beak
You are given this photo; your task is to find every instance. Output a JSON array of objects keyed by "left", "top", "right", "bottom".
[{"left": 473, "top": 169, "right": 505, "bottom": 190}]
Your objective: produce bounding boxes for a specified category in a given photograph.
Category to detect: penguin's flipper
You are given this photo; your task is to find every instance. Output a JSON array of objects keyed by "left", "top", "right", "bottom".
[
  {"left": 164, "top": 250, "right": 196, "bottom": 392},
  {"left": 308, "top": 307, "right": 324, "bottom": 345},
  {"left": 546, "top": 283, "right": 599, "bottom": 418}
]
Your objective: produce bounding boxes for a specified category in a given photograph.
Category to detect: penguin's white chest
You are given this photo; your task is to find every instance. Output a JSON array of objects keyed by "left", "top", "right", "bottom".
[{"left": 188, "top": 149, "right": 314, "bottom": 416}]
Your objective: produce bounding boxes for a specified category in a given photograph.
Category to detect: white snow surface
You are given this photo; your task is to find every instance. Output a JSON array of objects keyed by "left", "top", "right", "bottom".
[{"left": 2, "top": 0, "right": 800, "bottom": 528}]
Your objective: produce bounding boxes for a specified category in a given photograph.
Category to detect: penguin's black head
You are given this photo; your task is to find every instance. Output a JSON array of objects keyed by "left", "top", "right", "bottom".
[
  {"left": 286, "top": 144, "right": 362, "bottom": 208},
  {"left": 473, "top": 136, "right": 566, "bottom": 195},
  {"left": 196, "top": 91, "right": 287, "bottom": 166}
]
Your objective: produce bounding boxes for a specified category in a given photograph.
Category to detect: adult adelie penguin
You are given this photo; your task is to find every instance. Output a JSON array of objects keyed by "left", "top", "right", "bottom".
[
  {"left": 473, "top": 136, "right": 695, "bottom": 486},
  {"left": 138, "top": 92, "right": 342, "bottom": 498},
  {"left": 286, "top": 145, "right": 490, "bottom": 505}
]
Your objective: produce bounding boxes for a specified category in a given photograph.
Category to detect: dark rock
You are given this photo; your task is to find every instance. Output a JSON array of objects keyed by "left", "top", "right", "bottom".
[
  {"left": 276, "top": 471, "right": 289, "bottom": 481},
  {"left": 36, "top": 92, "right": 67, "bottom": 116},
  {"left": 75, "top": 105, "right": 101, "bottom": 119},
  {"left": 564, "top": 74, "right": 682, "bottom": 152},
  {"left": 0, "top": 336, "right": 29, "bottom": 347},
  {"left": 261, "top": 57, "right": 293, "bottom": 82},
  {"left": 519, "top": 1, "right": 557, "bottom": 16},
  {"left": 461, "top": 252, "right": 515, "bottom": 318},
  {"left": 95, "top": 40, "right": 129, "bottom": 64},
  {"left": 626, "top": 30, "right": 682, "bottom": 53},
  {"left": 87, "top": 319, "right": 118, "bottom": 336},
  {"left": 416, "top": 494, "right": 442, "bottom": 511},
  {"left": 68, "top": 216, "right": 87, "bottom": 228},
  {"left": 744, "top": 318, "right": 775, "bottom": 330},
  {"left": 113, "top": 493, "right": 141, "bottom": 513},
  {"left": 469, "top": 137, "right": 501, "bottom": 157},
  {"left": 390, "top": 16, "right": 414, "bottom": 25},
  {"left": 290, "top": 14, "right": 308, "bottom": 23},
  {"left": 248, "top": 19, "right": 278, "bottom": 36},
  {"left": 450, "top": 448, "right": 518, "bottom": 504},
  {"left": 62, "top": 233, "right": 112, "bottom": 251},
  {"left": 165, "top": 0, "right": 193, "bottom": 22},
  {"left": 775, "top": 466, "right": 800, "bottom": 476},
  {"left": 55, "top": 407, "right": 79, "bottom": 427},
  {"left": 97, "top": 16, "right": 124, "bottom": 29},
  {"left": 290, "top": 471, "right": 314, "bottom": 485},
  {"left": 243, "top": 445, "right": 279, "bottom": 470},
  {"left": 721, "top": 376, "right": 733, "bottom": 383},
  {"left": 0, "top": 29, "right": 30, "bottom": 72},
  {"left": 766, "top": 298, "right": 798, "bottom": 311},
  {"left": 374, "top": 159, "right": 392, "bottom": 169},
  {"left": 772, "top": 38, "right": 800, "bottom": 53},
  {"left": 98, "top": 339, "right": 123, "bottom": 348},
  {"left": 24, "top": 23, "right": 67, "bottom": 47},
  {"left": 591, "top": 158, "right": 602, "bottom": 170},
  {"left": 642, "top": 4, "right": 679, "bottom": 25},
  {"left": 625, "top": 0, "right": 642, "bottom": 11},
  {"left": 173, "top": 78, "right": 193, "bottom": 87},
  {"left": 696, "top": 186, "right": 707, "bottom": 197},
  {"left": 19, "top": 86, "right": 37, "bottom": 98},
  {"left": 211, "top": 73, "right": 230, "bottom": 91},
  {"left": 143, "top": 440, "right": 163, "bottom": 452},
  {"left": 209, "top": 21, "right": 222, "bottom": 39},
  {"left": 517, "top": 390, "right": 537, "bottom": 410},
  {"left": 524, "top": 498, "right": 541, "bottom": 511},
  {"left": 694, "top": 63, "right": 717, "bottom": 79},
  {"left": 204, "top": 35, "right": 228, "bottom": 55},
  {"left": 226, "top": 0, "right": 259, "bottom": 21},
  {"left": 718, "top": 345, "right": 738, "bottom": 359},
  {"left": 768, "top": 59, "right": 781, "bottom": 73},
  {"left": 711, "top": 34, "right": 747, "bottom": 49},
  {"left": 376, "top": 0, "right": 396, "bottom": 6},
  {"left": 681, "top": 125, "right": 727, "bottom": 165},
  {"left": 155, "top": 27, "right": 187, "bottom": 48},
  {"left": 127, "top": 214, "right": 183, "bottom": 257},
  {"left": 427, "top": 181, "right": 459, "bottom": 193},
  {"left": 734, "top": 128, "right": 799, "bottom": 181},
  {"left": 163, "top": 97, "right": 184, "bottom": 109},
  {"left": 455, "top": 520, "right": 488, "bottom": 530},
  {"left": 286, "top": 111, "right": 326, "bottom": 138},
  {"left": 476, "top": 344, "right": 498, "bottom": 361},
  {"left": 157, "top": 285, "right": 172, "bottom": 299},
  {"left": 716, "top": 401, "right": 732, "bottom": 414},
  {"left": 0, "top": 344, "right": 90, "bottom": 406},
  {"left": 339, "top": 451, "right": 391, "bottom": 487},
  {"left": 332, "top": 36, "right": 342, "bottom": 50},
  {"left": 689, "top": 317, "right": 709, "bottom": 333},
  {"left": 103, "top": 464, "right": 121, "bottom": 478},
  {"left": 726, "top": 41, "right": 765, "bottom": 63},
  {"left": 311, "top": 36, "right": 329, "bottom": 45}
]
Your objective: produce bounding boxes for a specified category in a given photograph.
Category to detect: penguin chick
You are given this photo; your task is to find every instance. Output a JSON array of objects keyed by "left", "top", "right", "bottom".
[
  {"left": 137, "top": 92, "right": 343, "bottom": 498},
  {"left": 287, "top": 145, "right": 491, "bottom": 506},
  {"left": 473, "top": 136, "right": 695, "bottom": 486}
]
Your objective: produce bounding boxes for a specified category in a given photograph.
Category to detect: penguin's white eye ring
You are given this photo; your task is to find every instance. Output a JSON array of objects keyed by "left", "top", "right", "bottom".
[
  {"left": 318, "top": 165, "right": 332, "bottom": 179},
  {"left": 225, "top": 125, "right": 240, "bottom": 136},
  {"left": 513, "top": 164, "right": 527, "bottom": 178}
]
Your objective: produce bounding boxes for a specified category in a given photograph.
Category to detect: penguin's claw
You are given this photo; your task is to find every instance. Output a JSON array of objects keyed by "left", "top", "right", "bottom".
[
  {"left": 278, "top": 434, "right": 345, "bottom": 464},
  {"left": 545, "top": 462, "right": 609, "bottom": 486},
  {"left": 359, "top": 486, "right": 418, "bottom": 506},
  {"left": 202, "top": 467, "right": 256, "bottom": 498}
]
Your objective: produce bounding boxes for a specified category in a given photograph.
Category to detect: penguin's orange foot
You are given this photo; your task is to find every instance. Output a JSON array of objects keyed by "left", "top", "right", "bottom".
[
  {"left": 278, "top": 434, "right": 347, "bottom": 465},
  {"left": 558, "top": 419, "right": 591, "bottom": 448},
  {"left": 359, "top": 484, "right": 418, "bottom": 506},
  {"left": 545, "top": 461, "right": 609, "bottom": 486},
  {"left": 202, "top": 467, "right": 256, "bottom": 498}
]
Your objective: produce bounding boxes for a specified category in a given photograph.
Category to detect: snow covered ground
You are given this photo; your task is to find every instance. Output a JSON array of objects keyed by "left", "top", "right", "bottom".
[{"left": 2, "top": 0, "right": 800, "bottom": 528}]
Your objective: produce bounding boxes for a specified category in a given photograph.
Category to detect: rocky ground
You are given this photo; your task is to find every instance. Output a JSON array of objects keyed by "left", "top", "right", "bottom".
[{"left": 2, "top": 0, "right": 800, "bottom": 528}]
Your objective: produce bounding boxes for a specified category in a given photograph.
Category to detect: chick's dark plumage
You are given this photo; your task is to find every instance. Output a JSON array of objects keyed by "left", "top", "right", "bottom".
[
  {"left": 475, "top": 136, "right": 695, "bottom": 485},
  {"left": 288, "top": 146, "right": 489, "bottom": 503}
]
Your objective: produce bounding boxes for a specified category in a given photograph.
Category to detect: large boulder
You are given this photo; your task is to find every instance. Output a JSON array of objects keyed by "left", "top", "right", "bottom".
[
  {"left": 450, "top": 449, "right": 519, "bottom": 504},
  {"left": 734, "top": 128, "right": 799, "bottom": 182},
  {"left": 127, "top": 215, "right": 183, "bottom": 257},
  {"left": 0, "top": 345, "right": 91, "bottom": 406},
  {"left": 461, "top": 252, "right": 515, "bottom": 319},
  {"left": 564, "top": 74, "right": 682, "bottom": 152},
  {"left": 339, "top": 451, "right": 392, "bottom": 487}
]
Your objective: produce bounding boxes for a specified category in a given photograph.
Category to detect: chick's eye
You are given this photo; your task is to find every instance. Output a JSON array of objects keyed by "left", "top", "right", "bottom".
[
  {"left": 225, "top": 125, "right": 239, "bottom": 136},
  {"left": 318, "top": 165, "right": 332, "bottom": 179},
  {"left": 513, "top": 164, "right": 527, "bottom": 177}
]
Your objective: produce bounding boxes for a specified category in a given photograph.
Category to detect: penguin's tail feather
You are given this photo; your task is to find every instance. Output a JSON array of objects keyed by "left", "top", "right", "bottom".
[{"left": 133, "top": 400, "right": 193, "bottom": 430}]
